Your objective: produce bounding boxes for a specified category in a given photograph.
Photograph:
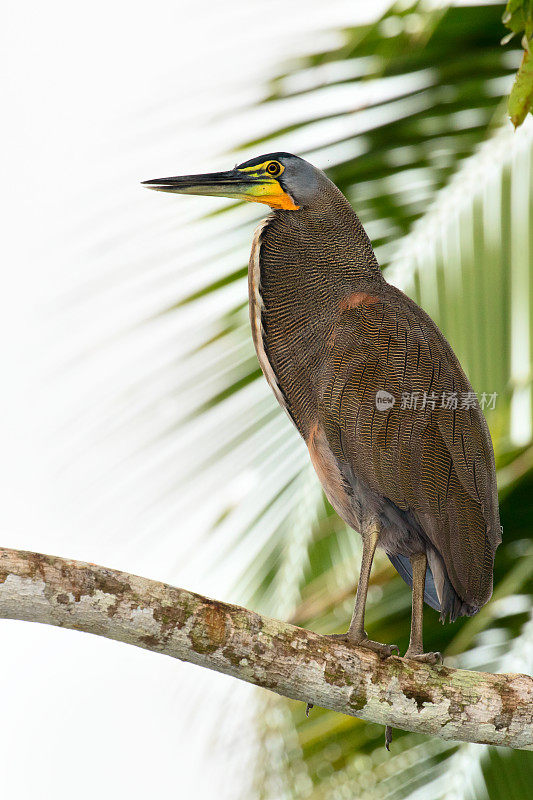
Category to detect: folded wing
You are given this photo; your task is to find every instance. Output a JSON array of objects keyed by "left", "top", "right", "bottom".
[{"left": 319, "top": 292, "right": 501, "bottom": 608}]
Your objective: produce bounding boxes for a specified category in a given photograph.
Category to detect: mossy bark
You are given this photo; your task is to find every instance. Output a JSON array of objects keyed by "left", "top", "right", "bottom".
[{"left": 0, "top": 547, "right": 531, "bottom": 749}]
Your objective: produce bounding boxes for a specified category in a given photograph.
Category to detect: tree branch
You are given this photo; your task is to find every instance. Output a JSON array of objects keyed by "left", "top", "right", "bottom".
[{"left": 0, "top": 547, "right": 531, "bottom": 749}]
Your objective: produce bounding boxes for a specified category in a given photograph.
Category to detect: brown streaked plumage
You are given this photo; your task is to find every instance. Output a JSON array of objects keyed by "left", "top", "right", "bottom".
[{"left": 143, "top": 151, "right": 501, "bottom": 666}]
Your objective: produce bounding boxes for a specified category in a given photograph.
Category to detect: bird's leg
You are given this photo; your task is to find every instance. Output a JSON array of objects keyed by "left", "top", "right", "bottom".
[
  {"left": 404, "top": 553, "right": 442, "bottom": 665},
  {"left": 306, "top": 522, "right": 399, "bottom": 717},
  {"left": 328, "top": 520, "right": 398, "bottom": 659}
]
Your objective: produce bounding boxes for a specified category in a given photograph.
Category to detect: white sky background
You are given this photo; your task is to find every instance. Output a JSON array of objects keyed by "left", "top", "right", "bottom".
[{"left": 0, "top": 1, "right": 392, "bottom": 798}]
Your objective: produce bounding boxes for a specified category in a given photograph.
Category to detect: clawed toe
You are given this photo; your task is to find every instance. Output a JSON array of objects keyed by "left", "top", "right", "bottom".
[
  {"left": 361, "top": 639, "right": 399, "bottom": 659},
  {"left": 404, "top": 650, "right": 443, "bottom": 665},
  {"left": 323, "top": 633, "right": 350, "bottom": 642},
  {"left": 324, "top": 633, "right": 398, "bottom": 659}
]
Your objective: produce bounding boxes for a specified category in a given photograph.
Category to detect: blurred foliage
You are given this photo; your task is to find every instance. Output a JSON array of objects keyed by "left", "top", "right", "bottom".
[
  {"left": 503, "top": 0, "right": 533, "bottom": 37},
  {"left": 503, "top": 0, "right": 533, "bottom": 126}
]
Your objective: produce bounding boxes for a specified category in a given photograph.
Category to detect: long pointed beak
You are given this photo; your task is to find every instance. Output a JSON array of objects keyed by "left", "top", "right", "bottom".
[
  {"left": 142, "top": 167, "right": 300, "bottom": 210},
  {"left": 141, "top": 169, "right": 261, "bottom": 200}
]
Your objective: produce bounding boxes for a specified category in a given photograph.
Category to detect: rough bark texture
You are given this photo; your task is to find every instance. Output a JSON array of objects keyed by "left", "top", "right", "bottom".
[{"left": 0, "top": 547, "right": 531, "bottom": 749}]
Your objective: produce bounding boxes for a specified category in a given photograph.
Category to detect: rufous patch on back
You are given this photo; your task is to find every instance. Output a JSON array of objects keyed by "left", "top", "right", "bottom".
[{"left": 339, "top": 292, "right": 381, "bottom": 311}]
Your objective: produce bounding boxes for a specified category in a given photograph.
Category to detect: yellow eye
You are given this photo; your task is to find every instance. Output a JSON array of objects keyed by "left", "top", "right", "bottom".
[{"left": 266, "top": 161, "right": 282, "bottom": 176}]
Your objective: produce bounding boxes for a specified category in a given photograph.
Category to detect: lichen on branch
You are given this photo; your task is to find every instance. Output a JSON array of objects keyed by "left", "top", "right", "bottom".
[{"left": 0, "top": 547, "right": 531, "bottom": 750}]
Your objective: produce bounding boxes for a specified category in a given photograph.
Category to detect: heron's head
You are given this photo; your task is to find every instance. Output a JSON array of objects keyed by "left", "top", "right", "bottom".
[{"left": 142, "top": 152, "right": 322, "bottom": 211}]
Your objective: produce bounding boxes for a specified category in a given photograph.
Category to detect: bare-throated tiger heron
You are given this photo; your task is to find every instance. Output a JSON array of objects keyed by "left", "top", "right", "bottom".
[{"left": 143, "top": 152, "right": 501, "bottom": 664}]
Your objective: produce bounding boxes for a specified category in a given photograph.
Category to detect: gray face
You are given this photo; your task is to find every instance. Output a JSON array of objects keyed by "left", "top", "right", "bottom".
[{"left": 236, "top": 152, "right": 323, "bottom": 209}]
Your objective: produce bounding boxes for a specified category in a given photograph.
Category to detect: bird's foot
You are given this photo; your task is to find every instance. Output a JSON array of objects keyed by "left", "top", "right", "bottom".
[
  {"left": 404, "top": 648, "right": 442, "bottom": 665},
  {"left": 325, "top": 632, "right": 399, "bottom": 660}
]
